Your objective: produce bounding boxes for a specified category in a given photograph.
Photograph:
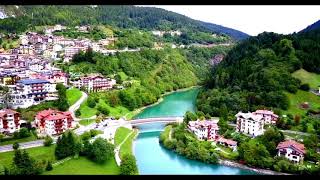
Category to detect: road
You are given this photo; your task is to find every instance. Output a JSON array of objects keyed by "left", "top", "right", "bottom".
[
  {"left": 68, "top": 91, "right": 97, "bottom": 121},
  {"left": 0, "top": 139, "right": 45, "bottom": 153},
  {"left": 0, "top": 116, "right": 181, "bottom": 153}
]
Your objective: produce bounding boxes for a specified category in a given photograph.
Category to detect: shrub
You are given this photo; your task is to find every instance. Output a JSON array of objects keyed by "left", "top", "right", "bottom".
[
  {"left": 97, "top": 106, "right": 110, "bottom": 115},
  {"left": 87, "top": 97, "right": 96, "bottom": 108},
  {"left": 75, "top": 109, "right": 81, "bottom": 117},
  {"left": 88, "top": 138, "right": 114, "bottom": 163},
  {"left": 13, "top": 131, "right": 19, "bottom": 139},
  {"left": 45, "top": 161, "right": 53, "bottom": 171},
  {"left": 43, "top": 136, "right": 53, "bottom": 146},
  {"left": 120, "top": 154, "right": 138, "bottom": 175},
  {"left": 18, "top": 128, "right": 31, "bottom": 138},
  {"left": 163, "top": 139, "right": 176, "bottom": 149},
  {"left": 12, "top": 142, "right": 19, "bottom": 150},
  {"left": 300, "top": 83, "right": 310, "bottom": 91}
]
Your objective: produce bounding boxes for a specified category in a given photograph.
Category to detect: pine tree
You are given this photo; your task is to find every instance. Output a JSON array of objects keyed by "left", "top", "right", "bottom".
[
  {"left": 13, "top": 149, "right": 23, "bottom": 168},
  {"left": 45, "top": 161, "right": 53, "bottom": 171}
]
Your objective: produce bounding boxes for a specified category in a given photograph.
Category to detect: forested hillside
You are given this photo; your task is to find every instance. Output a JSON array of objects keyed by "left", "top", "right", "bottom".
[
  {"left": 197, "top": 28, "right": 320, "bottom": 117},
  {"left": 0, "top": 5, "right": 248, "bottom": 41},
  {"left": 63, "top": 47, "right": 228, "bottom": 112}
]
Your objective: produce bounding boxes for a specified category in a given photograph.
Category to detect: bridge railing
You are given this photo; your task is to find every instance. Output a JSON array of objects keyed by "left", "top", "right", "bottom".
[{"left": 132, "top": 116, "right": 183, "bottom": 120}]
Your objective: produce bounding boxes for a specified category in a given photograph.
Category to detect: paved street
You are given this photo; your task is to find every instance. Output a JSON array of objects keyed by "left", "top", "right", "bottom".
[{"left": 0, "top": 140, "right": 45, "bottom": 153}]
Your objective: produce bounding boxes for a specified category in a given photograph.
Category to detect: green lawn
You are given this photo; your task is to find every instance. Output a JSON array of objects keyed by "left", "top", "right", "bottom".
[
  {"left": 66, "top": 88, "right": 82, "bottom": 106},
  {"left": 117, "top": 71, "right": 128, "bottom": 81},
  {"left": 79, "top": 119, "right": 96, "bottom": 126},
  {"left": 0, "top": 145, "right": 56, "bottom": 168},
  {"left": 292, "top": 69, "right": 320, "bottom": 89},
  {"left": 284, "top": 90, "right": 320, "bottom": 116},
  {"left": 79, "top": 100, "right": 97, "bottom": 118},
  {"left": 119, "top": 130, "right": 138, "bottom": 158},
  {"left": 79, "top": 98, "right": 131, "bottom": 119},
  {"left": 44, "top": 156, "right": 119, "bottom": 175},
  {"left": 114, "top": 127, "right": 132, "bottom": 146},
  {"left": 0, "top": 134, "right": 38, "bottom": 146}
]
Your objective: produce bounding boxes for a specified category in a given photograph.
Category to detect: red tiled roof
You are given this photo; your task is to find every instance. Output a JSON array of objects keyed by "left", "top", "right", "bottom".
[
  {"left": 36, "top": 109, "right": 72, "bottom": 121},
  {"left": 254, "top": 110, "right": 279, "bottom": 118},
  {"left": 217, "top": 136, "right": 237, "bottom": 146},
  {"left": 44, "top": 114, "right": 67, "bottom": 121},
  {"left": 276, "top": 140, "right": 305, "bottom": 154},
  {"left": 0, "top": 109, "right": 18, "bottom": 117}
]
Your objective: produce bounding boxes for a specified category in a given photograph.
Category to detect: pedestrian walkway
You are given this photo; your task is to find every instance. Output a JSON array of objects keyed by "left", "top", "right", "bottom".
[
  {"left": 114, "top": 130, "right": 135, "bottom": 166},
  {"left": 52, "top": 157, "right": 72, "bottom": 167}
]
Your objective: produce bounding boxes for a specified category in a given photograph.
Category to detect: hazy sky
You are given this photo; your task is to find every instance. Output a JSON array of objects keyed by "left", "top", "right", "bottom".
[{"left": 141, "top": 5, "right": 320, "bottom": 36}]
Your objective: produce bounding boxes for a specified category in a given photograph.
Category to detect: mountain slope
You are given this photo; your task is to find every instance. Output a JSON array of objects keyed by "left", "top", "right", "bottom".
[
  {"left": 201, "top": 21, "right": 249, "bottom": 40},
  {"left": 299, "top": 19, "right": 320, "bottom": 33},
  {"left": 0, "top": 5, "right": 248, "bottom": 41},
  {"left": 197, "top": 29, "right": 320, "bottom": 117}
]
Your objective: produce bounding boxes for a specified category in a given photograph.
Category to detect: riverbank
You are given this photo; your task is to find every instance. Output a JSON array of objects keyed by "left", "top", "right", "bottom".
[
  {"left": 159, "top": 125, "right": 291, "bottom": 175},
  {"left": 125, "top": 85, "right": 200, "bottom": 120},
  {"left": 218, "top": 159, "right": 291, "bottom": 175}
]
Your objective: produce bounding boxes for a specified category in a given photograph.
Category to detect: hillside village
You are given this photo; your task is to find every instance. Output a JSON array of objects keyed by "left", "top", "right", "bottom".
[{"left": 0, "top": 23, "right": 229, "bottom": 142}]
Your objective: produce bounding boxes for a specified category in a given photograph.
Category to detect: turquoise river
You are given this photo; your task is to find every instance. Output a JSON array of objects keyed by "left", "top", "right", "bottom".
[{"left": 133, "top": 87, "right": 258, "bottom": 175}]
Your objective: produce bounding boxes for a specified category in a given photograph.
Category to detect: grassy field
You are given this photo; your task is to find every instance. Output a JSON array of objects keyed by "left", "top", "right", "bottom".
[
  {"left": 0, "top": 145, "right": 56, "bottom": 168},
  {"left": 0, "top": 144, "right": 119, "bottom": 175},
  {"left": 66, "top": 88, "right": 82, "bottom": 106},
  {"left": 44, "top": 156, "right": 120, "bottom": 175},
  {"left": 284, "top": 90, "right": 320, "bottom": 116},
  {"left": 79, "top": 99, "right": 97, "bottom": 118},
  {"left": 0, "top": 134, "right": 38, "bottom": 146},
  {"left": 79, "top": 98, "right": 131, "bottom": 119},
  {"left": 292, "top": 69, "right": 320, "bottom": 89},
  {"left": 119, "top": 130, "right": 138, "bottom": 158},
  {"left": 114, "top": 127, "right": 132, "bottom": 146},
  {"left": 114, "top": 127, "right": 138, "bottom": 158},
  {"left": 117, "top": 71, "right": 128, "bottom": 81},
  {"left": 79, "top": 119, "right": 96, "bottom": 126}
]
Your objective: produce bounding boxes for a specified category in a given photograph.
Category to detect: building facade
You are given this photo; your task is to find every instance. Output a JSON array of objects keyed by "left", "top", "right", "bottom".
[
  {"left": 188, "top": 120, "right": 219, "bottom": 141},
  {"left": 71, "top": 75, "right": 116, "bottom": 92},
  {"left": 216, "top": 136, "right": 238, "bottom": 151},
  {"left": 253, "top": 110, "right": 279, "bottom": 124},
  {"left": 276, "top": 140, "right": 306, "bottom": 163},
  {"left": 235, "top": 112, "right": 264, "bottom": 137},
  {"left": 35, "top": 109, "right": 74, "bottom": 136},
  {"left": 0, "top": 109, "right": 20, "bottom": 134},
  {"left": 7, "top": 79, "right": 54, "bottom": 109},
  {"left": 235, "top": 110, "right": 279, "bottom": 137}
]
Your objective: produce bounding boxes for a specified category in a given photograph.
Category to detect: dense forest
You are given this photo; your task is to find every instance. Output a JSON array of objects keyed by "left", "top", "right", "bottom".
[
  {"left": 64, "top": 46, "right": 228, "bottom": 111},
  {"left": 0, "top": 5, "right": 248, "bottom": 41},
  {"left": 197, "top": 28, "right": 320, "bottom": 117}
]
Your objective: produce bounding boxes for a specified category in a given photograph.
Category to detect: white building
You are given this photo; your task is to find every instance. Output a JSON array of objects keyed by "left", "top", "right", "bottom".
[
  {"left": 0, "top": 109, "right": 20, "bottom": 134},
  {"left": 64, "top": 46, "right": 87, "bottom": 58},
  {"left": 35, "top": 109, "right": 74, "bottom": 136},
  {"left": 276, "top": 140, "right": 306, "bottom": 163},
  {"left": 253, "top": 110, "right": 279, "bottom": 124},
  {"left": 235, "top": 112, "right": 264, "bottom": 137},
  {"left": 169, "top": 30, "right": 182, "bottom": 36},
  {"left": 235, "top": 110, "right": 279, "bottom": 137},
  {"left": 188, "top": 119, "right": 219, "bottom": 141},
  {"left": 216, "top": 136, "right": 238, "bottom": 151},
  {"left": 71, "top": 75, "right": 116, "bottom": 92},
  {"left": 7, "top": 79, "right": 55, "bottom": 109}
]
